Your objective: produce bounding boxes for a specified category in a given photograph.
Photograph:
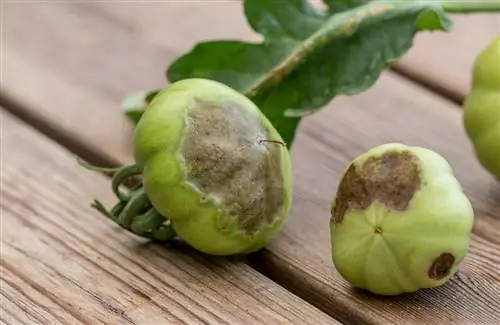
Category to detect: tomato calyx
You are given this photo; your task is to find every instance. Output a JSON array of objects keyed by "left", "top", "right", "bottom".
[{"left": 77, "top": 157, "right": 178, "bottom": 242}]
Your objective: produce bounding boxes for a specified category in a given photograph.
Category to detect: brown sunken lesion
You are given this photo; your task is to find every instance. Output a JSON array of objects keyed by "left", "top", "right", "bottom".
[
  {"left": 182, "top": 98, "right": 285, "bottom": 234},
  {"left": 428, "top": 253, "right": 455, "bottom": 280},
  {"left": 331, "top": 150, "right": 421, "bottom": 224}
]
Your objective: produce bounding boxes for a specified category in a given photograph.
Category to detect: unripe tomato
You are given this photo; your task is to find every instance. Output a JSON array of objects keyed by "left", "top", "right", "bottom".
[
  {"left": 463, "top": 37, "right": 500, "bottom": 179},
  {"left": 330, "top": 143, "right": 474, "bottom": 295},
  {"left": 133, "top": 78, "right": 293, "bottom": 255}
]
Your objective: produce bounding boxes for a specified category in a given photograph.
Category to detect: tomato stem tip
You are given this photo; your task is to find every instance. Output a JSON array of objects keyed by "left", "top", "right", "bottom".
[
  {"left": 111, "top": 164, "right": 141, "bottom": 201},
  {"left": 258, "top": 139, "right": 286, "bottom": 147}
]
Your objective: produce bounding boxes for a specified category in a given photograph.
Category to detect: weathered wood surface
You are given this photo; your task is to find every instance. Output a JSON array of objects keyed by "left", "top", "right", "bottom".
[
  {"left": 254, "top": 72, "right": 500, "bottom": 324},
  {"left": 2, "top": 2, "right": 500, "bottom": 325},
  {"left": 0, "top": 110, "right": 336, "bottom": 325},
  {"left": 396, "top": 14, "right": 500, "bottom": 102},
  {"left": 1, "top": 2, "right": 256, "bottom": 164},
  {"left": 3, "top": 4, "right": 498, "bottom": 160}
]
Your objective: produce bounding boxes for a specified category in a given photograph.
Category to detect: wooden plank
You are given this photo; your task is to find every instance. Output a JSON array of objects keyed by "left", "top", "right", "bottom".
[
  {"left": 255, "top": 74, "right": 500, "bottom": 324},
  {"left": 395, "top": 14, "right": 500, "bottom": 102},
  {"left": 251, "top": 71, "right": 500, "bottom": 324},
  {"left": 3, "top": 2, "right": 500, "bottom": 324},
  {"left": 0, "top": 110, "right": 337, "bottom": 325},
  {"left": 1, "top": 1, "right": 256, "bottom": 164}
]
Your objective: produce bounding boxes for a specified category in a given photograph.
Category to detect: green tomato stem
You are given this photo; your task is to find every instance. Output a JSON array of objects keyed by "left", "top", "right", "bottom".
[
  {"left": 130, "top": 208, "right": 177, "bottom": 241},
  {"left": 80, "top": 157, "right": 178, "bottom": 242},
  {"left": 441, "top": 1, "right": 500, "bottom": 13},
  {"left": 130, "top": 208, "right": 167, "bottom": 235},
  {"left": 109, "top": 200, "right": 127, "bottom": 218},
  {"left": 117, "top": 187, "right": 151, "bottom": 227},
  {"left": 111, "top": 164, "right": 141, "bottom": 201},
  {"left": 91, "top": 197, "right": 177, "bottom": 241},
  {"left": 151, "top": 225, "right": 177, "bottom": 241},
  {"left": 76, "top": 157, "right": 122, "bottom": 173},
  {"left": 76, "top": 157, "right": 141, "bottom": 201},
  {"left": 77, "top": 157, "right": 140, "bottom": 201},
  {"left": 91, "top": 199, "right": 117, "bottom": 220}
]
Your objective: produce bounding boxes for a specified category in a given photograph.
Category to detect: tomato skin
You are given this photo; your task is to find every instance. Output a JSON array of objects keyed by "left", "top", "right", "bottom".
[
  {"left": 330, "top": 143, "right": 474, "bottom": 296},
  {"left": 463, "top": 37, "right": 500, "bottom": 179},
  {"left": 133, "top": 78, "right": 293, "bottom": 255}
]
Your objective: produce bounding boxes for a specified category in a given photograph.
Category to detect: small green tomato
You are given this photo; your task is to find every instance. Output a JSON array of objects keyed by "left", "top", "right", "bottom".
[
  {"left": 134, "top": 78, "right": 292, "bottom": 255},
  {"left": 330, "top": 143, "right": 474, "bottom": 296},
  {"left": 463, "top": 37, "right": 500, "bottom": 179},
  {"left": 81, "top": 78, "right": 293, "bottom": 256}
]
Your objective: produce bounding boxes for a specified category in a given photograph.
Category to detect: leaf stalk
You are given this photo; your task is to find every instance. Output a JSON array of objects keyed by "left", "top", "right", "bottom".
[{"left": 440, "top": 1, "right": 500, "bottom": 13}]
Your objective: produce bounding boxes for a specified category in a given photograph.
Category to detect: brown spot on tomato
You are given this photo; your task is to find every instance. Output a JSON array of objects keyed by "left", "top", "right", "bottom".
[
  {"left": 331, "top": 150, "right": 421, "bottom": 224},
  {"left": 182, "top": 98, "right": 285, "bottom": 234},
  {"left": 428, "top": 253, "right": 455, "bottom": 280}
]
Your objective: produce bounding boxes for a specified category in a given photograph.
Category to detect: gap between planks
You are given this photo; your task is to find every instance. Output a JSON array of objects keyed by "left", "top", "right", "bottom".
[
  {"left": 0, "top": 93, "right": 122, "bottom": 171},
  {"left": 393, "top": 14, "right": 500, "bottom": 105},
  {"left": 389, "top": 65, "right": 463, "bottom": 105}
]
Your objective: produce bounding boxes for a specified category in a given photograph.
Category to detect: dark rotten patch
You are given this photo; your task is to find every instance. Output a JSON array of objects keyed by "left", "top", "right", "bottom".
[
  {"left": 331, "top": 150, "right": 421, "bottom": 224},
  {"left": 182, "top": 98, "right": 285, "bottom": 234},
  {"left": 428, "top": 253, "right": 455, "bottom": 280}
]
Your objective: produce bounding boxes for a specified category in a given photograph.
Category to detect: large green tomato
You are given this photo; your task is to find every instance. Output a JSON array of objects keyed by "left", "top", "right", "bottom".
[
  {"left": 330, "top": 143, "right": 474, "bottom": 296},
  {"left": 132, "top": 78, "right": 293, "bottom": 255},
  {"left": 463, "top": 37, "right": 500, "bottom": 179}
]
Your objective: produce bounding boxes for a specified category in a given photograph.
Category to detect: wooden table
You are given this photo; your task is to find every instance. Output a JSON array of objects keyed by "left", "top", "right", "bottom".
[{"left": 2, "top": 2, "right": 499, "bottom": 324}]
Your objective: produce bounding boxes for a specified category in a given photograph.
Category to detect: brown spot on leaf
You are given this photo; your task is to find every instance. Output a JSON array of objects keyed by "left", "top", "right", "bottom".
[
  {"left": 341, "top": 17, "right": 360, "bottom": 36},
  {"left": 428, "top": 253, "right": 455, "bottom": 280},
  {"left": 369, "top": 3, "right": 392, "bottom": 15},
  {"left": 331, "top": 150, "right": 421, "bottom": 223}
]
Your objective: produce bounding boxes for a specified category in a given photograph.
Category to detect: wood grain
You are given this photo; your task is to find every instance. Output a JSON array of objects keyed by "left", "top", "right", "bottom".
[
  {"left": 0, "top": 110, "right": 336, "bottom": 325},
  {"left": 2, "top": 2, "right": 500, "bottom": 325},
  {"left": 252, "top": 71, "right": 500, "bottom": 325},
  {"left": 395, "top": 14, "right": 500, "bottom": 102},
  {"left": 1, "top": 1, "right": 257, "bottom": 164}
]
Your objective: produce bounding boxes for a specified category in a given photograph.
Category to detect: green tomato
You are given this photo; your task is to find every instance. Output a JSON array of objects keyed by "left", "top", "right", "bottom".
[
  {"left": 132, "top": 78, "right": 293, "bottom": 255},
  {"left": 330, "top": 143, "right": 474, "bottom": 296},
  {"left": 463, "top": 37, "right": 500, "bottom": 179}
]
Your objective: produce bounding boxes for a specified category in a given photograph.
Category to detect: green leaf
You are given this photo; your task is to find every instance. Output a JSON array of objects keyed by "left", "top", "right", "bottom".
[
  {"left": 245, "top": 0, "right": 327, "bottom": 39},
  {"left": 166, "top": 0, "right": 453, "bottom": 147},
  {"left": 122, "top": 89, "right": 160, "bottom": 124},
  {"left": 324, "top": 0, "right": 374, "bottom": 14}
]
